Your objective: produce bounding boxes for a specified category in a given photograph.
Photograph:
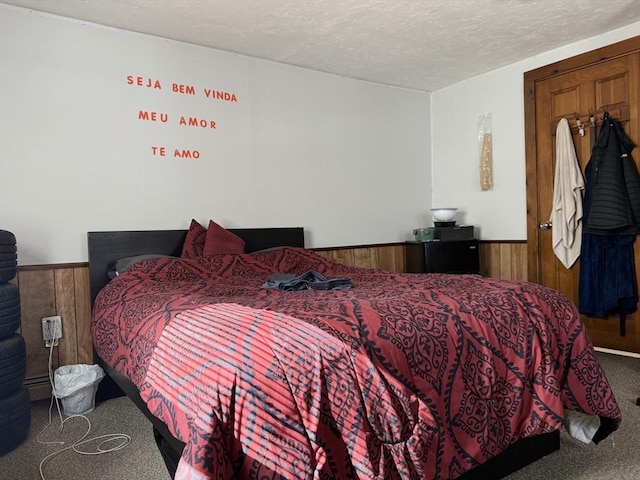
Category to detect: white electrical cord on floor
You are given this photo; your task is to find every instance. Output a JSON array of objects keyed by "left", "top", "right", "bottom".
[{"left": 36, "top": 327, "right": 132, "bottom": 480}]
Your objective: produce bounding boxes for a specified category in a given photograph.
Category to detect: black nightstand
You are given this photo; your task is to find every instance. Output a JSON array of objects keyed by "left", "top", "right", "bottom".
[{"left": 406, "top": 239, "right": 480, "bottom": 274}]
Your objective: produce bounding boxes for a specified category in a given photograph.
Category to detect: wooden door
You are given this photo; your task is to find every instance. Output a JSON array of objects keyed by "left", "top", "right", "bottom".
[{"left": 525, "top": 37, "right": 640, "bottom": 353}]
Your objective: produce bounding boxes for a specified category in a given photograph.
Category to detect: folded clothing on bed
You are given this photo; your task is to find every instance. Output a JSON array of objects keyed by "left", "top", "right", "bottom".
[{"left": 262, "top": 270, "right": 352, "bottom": 290}]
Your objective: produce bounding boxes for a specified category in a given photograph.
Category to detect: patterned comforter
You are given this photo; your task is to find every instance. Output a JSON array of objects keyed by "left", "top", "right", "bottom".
[{"left": 91, "top": 247, "right": 621, "bottom": 480}]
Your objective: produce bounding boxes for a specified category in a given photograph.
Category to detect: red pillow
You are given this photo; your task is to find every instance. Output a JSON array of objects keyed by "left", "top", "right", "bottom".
[
  {"left": 203, "top": 220, "right": 245, "bottom": 255},
  {"left": 181, "top": 219, "right": 207, "bottom": 258}
]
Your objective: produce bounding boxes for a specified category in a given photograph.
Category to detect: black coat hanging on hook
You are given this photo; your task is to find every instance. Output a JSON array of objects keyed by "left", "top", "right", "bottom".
[
  {"left": 579, "top": 112, "right": 640, "bottom": 336},
  {"left": 584, "top": 112, "right": 640, "bottom": 234}
]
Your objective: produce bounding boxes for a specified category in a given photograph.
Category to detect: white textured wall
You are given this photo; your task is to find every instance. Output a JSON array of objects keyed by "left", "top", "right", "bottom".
[
  {"left": 0, "top": 6, "right": 431, "bottom": 264},
  {"left": 431, "top": 23, "right": 640, "bottom": 240}
]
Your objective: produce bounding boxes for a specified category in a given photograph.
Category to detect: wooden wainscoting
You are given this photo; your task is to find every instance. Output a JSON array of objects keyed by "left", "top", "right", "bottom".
[
  {"left": 314, "top": 244, "right": 407, "bottom": 272},
  {"left": 478, "top": 240, "right": 528, "bottom": 281},
  {"left": 11, "top": 264, "right": 92, "bottom": 400},
  {"left": 316, "top": 241, "right": 529, "bottom": 281},
  {"left": 15, "top": 240, "right": 525, "bottom": 399}
]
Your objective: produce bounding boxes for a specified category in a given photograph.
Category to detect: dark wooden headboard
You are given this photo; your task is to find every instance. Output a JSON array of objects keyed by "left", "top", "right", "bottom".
[{"left": 87, "top": 227, "right": 305, "bottom": 306}]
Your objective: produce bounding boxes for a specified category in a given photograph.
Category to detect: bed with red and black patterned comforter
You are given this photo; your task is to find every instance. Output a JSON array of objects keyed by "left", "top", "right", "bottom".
[{"left": 91, "top": 247, "right": 621, "bottom": 480}]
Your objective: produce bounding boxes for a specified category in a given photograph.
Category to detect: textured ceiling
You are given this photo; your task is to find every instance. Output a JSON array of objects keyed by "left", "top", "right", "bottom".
[{"left": 2, "top": 0, "right": 640, "bottom": 91}]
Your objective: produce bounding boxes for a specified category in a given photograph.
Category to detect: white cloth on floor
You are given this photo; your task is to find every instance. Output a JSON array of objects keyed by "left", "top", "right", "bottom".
[
  {"left": 564, "top": 409, "right": 600, "bottom": 444},
  {"left": 550, "top": 118, "right": 585, "bottom": 268}
]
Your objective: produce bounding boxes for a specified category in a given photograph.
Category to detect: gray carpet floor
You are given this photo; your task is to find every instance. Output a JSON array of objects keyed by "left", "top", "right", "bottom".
[
  {"left": 505, "top": 352, "right": 640, "bottom": 480},
  {"left": 0, "top": 352, "right": 638, "bottom": 480},
  {"left": 0, "top": 395, "right": 170, "bottom": 480}
]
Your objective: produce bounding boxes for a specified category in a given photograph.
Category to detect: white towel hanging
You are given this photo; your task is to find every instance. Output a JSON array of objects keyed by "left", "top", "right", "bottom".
[{"left": 550, "top": 118, "right": 585, "bottom": 268}]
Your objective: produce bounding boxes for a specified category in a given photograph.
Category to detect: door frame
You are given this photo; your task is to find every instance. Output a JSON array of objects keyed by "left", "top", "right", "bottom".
[{"left": 523, "top": 36, "right": 640, "bottom": 283}]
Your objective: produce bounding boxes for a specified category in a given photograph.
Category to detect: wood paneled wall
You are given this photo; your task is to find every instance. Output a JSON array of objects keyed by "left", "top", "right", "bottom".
[
  {"left": 314, "top": 244, "right": 407, "bottom": 272},
  {"left": 316, "top": 241, "right": 529, "bottom": 281},
  {"left": 15, "top": 241, "right": 524, "bottom": 399},
  {"left": 479, "top": 241, "right": 528, "bottom": 281},
  {"left": 12, "top": 264, "right": 92, "bottom": 400}
]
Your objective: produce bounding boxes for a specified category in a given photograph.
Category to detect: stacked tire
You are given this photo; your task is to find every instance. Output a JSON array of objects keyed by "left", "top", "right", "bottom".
[{"left": 0, "top": 230, "right": 30, "bottom": 456}]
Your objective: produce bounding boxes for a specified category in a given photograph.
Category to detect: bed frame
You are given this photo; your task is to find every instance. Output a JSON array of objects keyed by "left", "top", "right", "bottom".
[{"left": 87, "top": 228, "right": 559, "bottom": 479}]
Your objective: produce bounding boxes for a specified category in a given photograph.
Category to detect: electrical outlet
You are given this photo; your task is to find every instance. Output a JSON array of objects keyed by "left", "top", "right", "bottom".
[{"left": 42, "top": 315, "right": 62, "bottom": 346}]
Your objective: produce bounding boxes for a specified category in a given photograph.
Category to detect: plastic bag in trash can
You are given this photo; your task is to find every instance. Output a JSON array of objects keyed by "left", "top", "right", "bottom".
[{"left": 54, "top": 364, "right": 105, "bottom": 416}]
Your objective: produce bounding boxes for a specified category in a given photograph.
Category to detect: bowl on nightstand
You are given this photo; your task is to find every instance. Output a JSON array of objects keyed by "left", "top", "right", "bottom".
[{"left": 431, "top": 208, "right": 458, "bottom": 222}]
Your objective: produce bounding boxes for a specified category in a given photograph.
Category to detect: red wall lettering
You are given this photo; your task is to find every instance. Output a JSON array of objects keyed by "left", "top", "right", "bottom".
[
  {"left": 127, "top": 75, "right": 162, "bottom": 89},
  {"left": 174, "top": 149, "right": 200, "bottom": 159},
  {"left": 178, "top": 116, "right": 216, "bottom": 129},
  {"left": 126, "top": 74, "right": 242, "bottom": 160},
  {"left": 138, "top": 111, "right": 169, "bottom": 122},
  {"left": 203, "top": 89, "right": 238, "bottom": 102},
  {"left": 172, "top": 83, "right": 196, "bottom": 95}
]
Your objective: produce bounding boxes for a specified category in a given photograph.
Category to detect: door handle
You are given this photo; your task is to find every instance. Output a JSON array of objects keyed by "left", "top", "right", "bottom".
[{"left": 539, "top": 221, "right": 552, "bottom": 229}]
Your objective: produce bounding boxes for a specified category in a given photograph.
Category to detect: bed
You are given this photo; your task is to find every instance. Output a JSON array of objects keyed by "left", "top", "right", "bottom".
[{"left": 88, "top": 224, "right": 621, "bottom": 480}]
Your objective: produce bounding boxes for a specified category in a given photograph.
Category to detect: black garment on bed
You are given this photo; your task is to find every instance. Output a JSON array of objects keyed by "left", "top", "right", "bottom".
[{"left": 262, "top": 270, "right": 352, "bottom": 291}]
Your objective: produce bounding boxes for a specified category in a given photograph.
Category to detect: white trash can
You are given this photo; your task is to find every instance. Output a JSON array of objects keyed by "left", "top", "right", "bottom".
[{"left": 53, "top": 364, "right": 105, "bottom": 416}]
